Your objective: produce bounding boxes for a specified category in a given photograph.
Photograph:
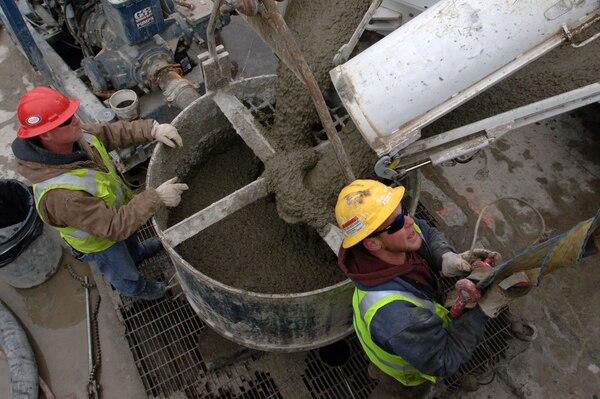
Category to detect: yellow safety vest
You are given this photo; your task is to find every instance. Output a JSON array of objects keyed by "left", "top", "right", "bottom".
[
  {"left": 33, "top": 134, "right": 133, "bottom": 253},
  {"left": 352, "top": 223, "right": 451, "bottom": 386}
]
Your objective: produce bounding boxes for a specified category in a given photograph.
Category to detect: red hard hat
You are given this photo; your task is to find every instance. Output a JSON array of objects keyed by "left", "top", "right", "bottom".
[{"left": 17, "top": 87, "right": 80, "bottom": 138}]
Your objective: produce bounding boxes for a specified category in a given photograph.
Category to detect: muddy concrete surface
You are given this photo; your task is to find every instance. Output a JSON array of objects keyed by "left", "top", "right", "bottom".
[
  {"left": 418, "top": 104, "right": 600, "bottom": 397},
  {"left": 0, "top": 28, "right": 41, "bottom": 183},
  {"left": 0, "top": 248, "right": 147, "bottom": 398},
  {"left": 420, "top": 104, "right": 600, "bottom": 259}
]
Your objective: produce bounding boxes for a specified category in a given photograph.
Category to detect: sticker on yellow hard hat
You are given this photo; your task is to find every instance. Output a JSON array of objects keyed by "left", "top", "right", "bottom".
[
  {"left": 341, "top": 216, "right": 366, "bottom": 237},
  {"left": 379, "top": 191, "right": 392, "bottom": 205}
]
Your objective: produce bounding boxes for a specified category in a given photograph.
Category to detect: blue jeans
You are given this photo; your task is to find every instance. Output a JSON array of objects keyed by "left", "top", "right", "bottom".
[{"left": 78, "top": 234, "right": 149, "bottom": 297}]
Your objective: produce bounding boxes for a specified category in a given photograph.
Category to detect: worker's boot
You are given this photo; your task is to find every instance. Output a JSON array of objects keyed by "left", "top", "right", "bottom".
[
  {"left": 456, "top": 372, "right": 479, "bottom": 392},
  {"left": 134, "top": 280, "right": 167, "bottom": 301},
  {"left": 139, "top": 237, "right": 163, "bottom": 262},
  {"left": 509, "top": 318, "right": 538, "bottom": 341}
]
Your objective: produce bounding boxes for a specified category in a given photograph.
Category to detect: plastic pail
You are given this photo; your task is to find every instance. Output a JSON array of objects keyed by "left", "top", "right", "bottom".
[
  {"left": 0, "top": 180, "right": 62, "bottom": 288},
  {"left": 108, "top": 89, "right": 140, "bottom": 121}
]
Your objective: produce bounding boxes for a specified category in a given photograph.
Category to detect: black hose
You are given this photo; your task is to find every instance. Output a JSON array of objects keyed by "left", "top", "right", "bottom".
[
  {"left": 0, "top": 298, "right": 38, "bottom": 399},
  {"left": 62, "top": 0, "right": 92, "bottom": 57}
]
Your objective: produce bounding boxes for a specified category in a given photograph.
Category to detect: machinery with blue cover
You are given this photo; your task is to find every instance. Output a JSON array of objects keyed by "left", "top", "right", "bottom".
[
  {"left": 0, "top": 0, "right": 228, "bottom": 170},
  {"left": 0, "top": 0, "right": 228, "bottom": 110}
]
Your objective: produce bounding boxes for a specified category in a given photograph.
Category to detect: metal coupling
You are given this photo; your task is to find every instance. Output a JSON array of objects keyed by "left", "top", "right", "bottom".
[{"left": 157, "top": 68, "right": 201, "bottom": 109}]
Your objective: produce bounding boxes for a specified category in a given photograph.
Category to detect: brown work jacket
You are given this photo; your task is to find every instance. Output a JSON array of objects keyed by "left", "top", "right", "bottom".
[{"left": 14, "top": 119, "right": 163, "bottom": 242}]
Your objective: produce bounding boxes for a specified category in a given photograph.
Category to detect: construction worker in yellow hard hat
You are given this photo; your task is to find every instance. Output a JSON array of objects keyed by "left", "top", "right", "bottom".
[
  {"left": 335, "top": 179, "right": 512, "bottom": 399},
  {"left": 11, "top": 86, "right": 189, "bottom": 300}
]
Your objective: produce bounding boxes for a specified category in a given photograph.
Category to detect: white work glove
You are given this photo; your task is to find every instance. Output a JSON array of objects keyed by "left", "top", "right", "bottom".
[
  {"left": 155, "top": 177, "right": 188, "bottom": 207},
  {"left": 478, "top": 284, "right": 511, "bottom": 318},
  {"left": 151, "top": 122, "right": 183, "bottom": 148},
  {"left": 441, "top": 252, "right": 472, "bottom": 277},
  {"left": 441, "top": 248, "right": 502, "bottom": 277}
]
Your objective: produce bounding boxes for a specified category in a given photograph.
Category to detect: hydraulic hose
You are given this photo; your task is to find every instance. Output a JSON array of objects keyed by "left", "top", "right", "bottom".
[{"left": 0, "top": 298, "right": 38, "bottom": 399}]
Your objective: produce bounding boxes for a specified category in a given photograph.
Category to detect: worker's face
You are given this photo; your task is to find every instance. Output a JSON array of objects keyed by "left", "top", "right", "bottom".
[
  {"left": 43, "top": 116, "right": 83, "bottom": 144},
  {"left": 369, "top": 203, "right": 422, "bottom": 254}
]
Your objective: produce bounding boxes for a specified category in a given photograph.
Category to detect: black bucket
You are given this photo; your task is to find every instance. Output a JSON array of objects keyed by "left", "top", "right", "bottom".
[{"left": 0, "top": 179, "right": 62, "bottom": 287}]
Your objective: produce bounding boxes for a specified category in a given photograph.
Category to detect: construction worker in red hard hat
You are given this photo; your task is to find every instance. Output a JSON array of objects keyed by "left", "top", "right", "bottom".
[
  {"left": 11, "top": 86, "right": 188, "bottom": 300},
  {"left": 335, "top": 179, "right": 512, "bottom": 398}
]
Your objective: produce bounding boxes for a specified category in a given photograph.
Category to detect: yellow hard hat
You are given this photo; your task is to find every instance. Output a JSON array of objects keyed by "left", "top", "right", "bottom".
[{"left": 335, "top": 179, "right": 405, "bottom": 248}]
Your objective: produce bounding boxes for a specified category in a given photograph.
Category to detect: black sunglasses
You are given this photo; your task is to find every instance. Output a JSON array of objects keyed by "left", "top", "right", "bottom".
[
  {"left": 58, "top": 117, "right": 73, "bottom": 127},
  {"left": 369, "top": 206, "right": 410, "bottom": 237}
]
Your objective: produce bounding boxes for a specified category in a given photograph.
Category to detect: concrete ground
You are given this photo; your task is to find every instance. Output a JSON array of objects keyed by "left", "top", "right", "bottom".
[
  {"left": 419, "top": 109, "right": 600, "bottom": 398},
  {"left": 1, "top": 16, "right": 599, "bottom": 399}
]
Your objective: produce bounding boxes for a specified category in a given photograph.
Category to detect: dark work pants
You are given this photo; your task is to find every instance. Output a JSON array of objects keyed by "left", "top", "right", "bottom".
[{"left": 77, "top": 234, "right": 148, "bottom": 297}]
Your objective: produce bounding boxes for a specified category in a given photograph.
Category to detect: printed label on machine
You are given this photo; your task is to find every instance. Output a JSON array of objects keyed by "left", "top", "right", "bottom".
[{"left": 134, "top": 7, "right": 154, "bottom": 28}]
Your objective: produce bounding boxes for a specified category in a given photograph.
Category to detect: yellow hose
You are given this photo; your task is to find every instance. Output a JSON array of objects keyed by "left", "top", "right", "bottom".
[{"left": 484, "top": 208, "right": 600, "bottom": 290}]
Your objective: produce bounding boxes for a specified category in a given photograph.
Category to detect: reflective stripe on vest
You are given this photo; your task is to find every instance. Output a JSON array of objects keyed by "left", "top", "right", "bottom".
[
  {"left": 33, "top": 168, "right": 124, "bottom": 239},
  {"left": 358, "top": 290, "right": 439, "bottom": 317},
  {"left": 352, "top": 316, "right": 414, "bottom": 372},
  {"left": 353, "top": 286, "right": 451, "bottom": 386},
  {"left": 32, "top": 134, "right": 132, "bottom": 253},
  {"left": 34, "top": 169, "right": 98, "bottom": 198}
]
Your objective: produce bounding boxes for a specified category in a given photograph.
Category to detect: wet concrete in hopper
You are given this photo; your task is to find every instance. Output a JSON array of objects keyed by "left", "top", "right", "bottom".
[
  {"left": 166, "top": 0, "right": 375, "bottom": 293},
  {"left": 168, "top": 134, "right": 343, "bottom": 293}
]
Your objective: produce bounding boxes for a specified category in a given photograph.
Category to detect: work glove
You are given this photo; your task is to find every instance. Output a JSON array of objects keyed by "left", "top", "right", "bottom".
[
  {"left": 478, "top": 284, "right": 511, "bottom": 318},
  {"left": 441, "top": 252, "right": 472, "bottom": 277},
  {"left": 441, "top": 248, "right": 502, "bottom": 277},
  {"left": 460, "top": 248, "right": 502, "bottom": 266},
  {"left": 155, "top": 177, "right": 188, "bottom": 207},
  {"left": 151, "top": 122, "right": 183, "bottom": 148}
]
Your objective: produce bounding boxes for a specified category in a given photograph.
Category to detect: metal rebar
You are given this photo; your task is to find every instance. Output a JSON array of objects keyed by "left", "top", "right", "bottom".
[{"left": 84, "top": 277, "right": 94, "bottom": 377}]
